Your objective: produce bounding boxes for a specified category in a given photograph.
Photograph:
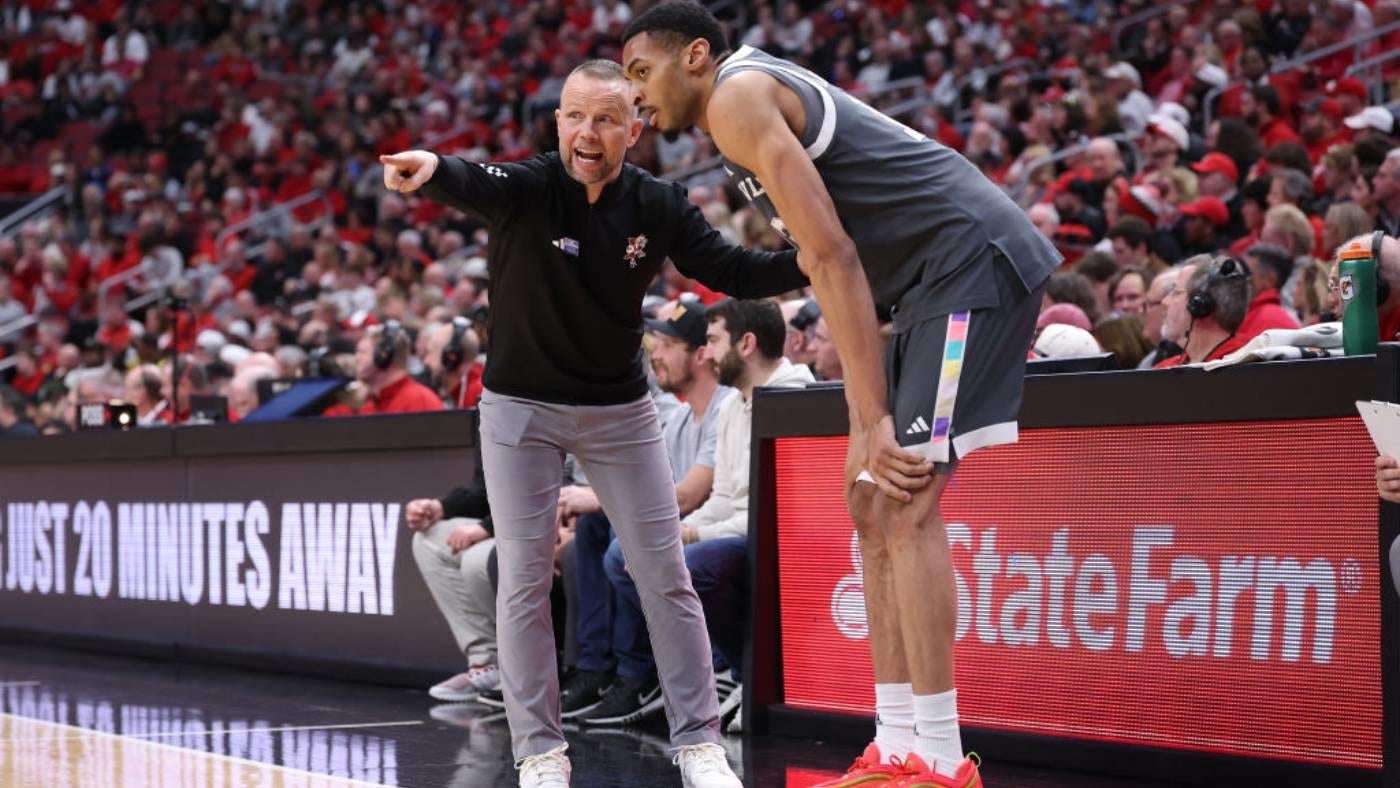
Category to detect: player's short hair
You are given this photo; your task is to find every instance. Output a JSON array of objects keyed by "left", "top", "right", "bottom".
[{"left": 622, "top": 1, "right": 729, "bottom": 58}]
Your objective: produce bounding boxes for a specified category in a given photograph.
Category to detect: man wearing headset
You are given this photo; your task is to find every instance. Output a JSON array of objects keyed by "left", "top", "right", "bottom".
[
  {"left": 424, "top": 317, "right": 484, "bottom": 409},
  {"left": 327, "top": 322, "right": 444, "bottom": 415},
  {"left": 1154, "top": 255, "right": 1254, "bottom": 368}
]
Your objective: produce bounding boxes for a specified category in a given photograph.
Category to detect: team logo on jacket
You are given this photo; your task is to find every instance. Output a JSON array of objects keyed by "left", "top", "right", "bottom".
[{"left": 624, "top": 235, "right": 648, "bottom": 268}]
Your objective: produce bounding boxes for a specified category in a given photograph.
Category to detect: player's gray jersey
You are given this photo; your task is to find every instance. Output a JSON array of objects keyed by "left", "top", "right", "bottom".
[{"left": 714, "top": 45, "right": 1061, "bottom": 322}]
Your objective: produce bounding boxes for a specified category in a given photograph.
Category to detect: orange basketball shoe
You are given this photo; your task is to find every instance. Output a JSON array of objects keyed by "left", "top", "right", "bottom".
[
  {"left": 809, "top": 743, "right": 917, "bottom": 787},
  {"left": 888, "top": 753, "right": 982, "bottom": 787}
]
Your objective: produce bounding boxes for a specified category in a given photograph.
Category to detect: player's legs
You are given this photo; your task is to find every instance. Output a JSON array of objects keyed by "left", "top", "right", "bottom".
[
  {"left": 874, "top": 473, "right": 955, "bottom": 693},
  {"left": 478, "top": 391, "right": 570, "bottom": 762},
  {"left": 846, "top": 476, "right": 911, "bottom": 688},
  {"left": 886, "top": 264, "right": 1044, "bottom": 783}
]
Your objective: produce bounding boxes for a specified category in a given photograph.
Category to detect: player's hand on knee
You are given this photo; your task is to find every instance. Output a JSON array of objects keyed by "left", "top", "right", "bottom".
[
  {"left": 379, "top": 151, "right": 438, "bottom": 193},
  {"left": 865, "top": 416, "right": 933, "bottom": 503},
  {"left": 405, "top": 498, "right": 444, "bottom": 530}
]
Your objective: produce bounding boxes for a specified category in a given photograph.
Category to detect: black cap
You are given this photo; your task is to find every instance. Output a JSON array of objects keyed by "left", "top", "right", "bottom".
[
  {"left": 646, "top": 301, "right": 709, "bottom": 348},
  {"left": 789, "top": 298, "right": 821, "bottom": 331}
]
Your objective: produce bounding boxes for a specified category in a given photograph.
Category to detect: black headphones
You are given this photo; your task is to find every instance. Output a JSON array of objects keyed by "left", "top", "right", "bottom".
[
  {"left": 373, "top": 320, "right": 403, "bottom": 370},
  {"left": 1187, "top": 256, "right": 1249, "bottom": 319},
  {"left": 442, "top": 316, "right": 472, "bottom": 370}
]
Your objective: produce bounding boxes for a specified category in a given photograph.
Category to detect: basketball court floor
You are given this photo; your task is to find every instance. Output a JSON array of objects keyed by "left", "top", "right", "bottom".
[{"left": 0, "top": 643, "right": 1177, "bottom": 787}]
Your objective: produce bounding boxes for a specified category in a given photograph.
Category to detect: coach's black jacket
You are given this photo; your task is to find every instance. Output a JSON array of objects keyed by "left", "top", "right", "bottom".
[{"left": 421, "top": 152, "right": 808, "bottom": 405}]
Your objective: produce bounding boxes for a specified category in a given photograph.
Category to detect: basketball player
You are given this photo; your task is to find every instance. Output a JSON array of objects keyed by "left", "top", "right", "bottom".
[{"left": 622, "top": 5, "right": 1062, "bottom": 785}]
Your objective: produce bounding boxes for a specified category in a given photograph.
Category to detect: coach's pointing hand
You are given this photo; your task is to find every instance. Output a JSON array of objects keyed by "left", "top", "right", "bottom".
[{"left": 380, "top": 151, "right": 439, "bottom": 193}]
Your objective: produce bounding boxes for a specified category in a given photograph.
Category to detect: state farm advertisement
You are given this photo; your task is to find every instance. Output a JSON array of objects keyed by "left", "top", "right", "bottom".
[{"left": 774, "top": 419, "right": 1382, "bottom": 769}]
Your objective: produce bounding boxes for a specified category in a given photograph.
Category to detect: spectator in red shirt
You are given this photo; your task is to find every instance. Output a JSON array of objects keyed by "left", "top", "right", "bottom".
[
  {"left": 329, "top": 323, "right": 444, "bottom": 416},
  {"left": 423, "top": 317, "right": 483, "bottom": 409},
  {"left": 1302, "top": 98, "right": 1348, "bottom": 165},
  {"left": 95, "top": 298, "right": 138, "bottom": 353},
  {"left": 1155, "top": 256, "right": 1253, "bottom": 368},
  {"left": 1237, "top": 244, "right": 1301, "bottom": 343},
  {"left": 1242, "top": 85, "right": 1300, "bottom": 149},
  {"left": 158, "top": 355, "right": 211, "bottom": 425}
]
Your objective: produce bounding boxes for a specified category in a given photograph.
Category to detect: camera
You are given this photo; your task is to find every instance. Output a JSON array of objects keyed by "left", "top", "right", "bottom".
[{"left": 77, "top": 401, "right": 139, "bottom": 431}]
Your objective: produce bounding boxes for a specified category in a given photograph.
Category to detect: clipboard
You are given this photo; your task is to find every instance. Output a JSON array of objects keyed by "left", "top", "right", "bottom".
[{"left": 1356, "top": 400, "right": 1400, "bottom": 458}]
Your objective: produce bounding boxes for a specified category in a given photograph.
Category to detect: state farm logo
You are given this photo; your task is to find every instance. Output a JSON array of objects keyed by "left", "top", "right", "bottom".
[{"left": 829, "top": 524, "right": 1363, "bottom": 665}]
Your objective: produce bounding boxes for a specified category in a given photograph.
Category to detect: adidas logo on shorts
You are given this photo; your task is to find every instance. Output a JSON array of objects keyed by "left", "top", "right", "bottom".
[{"left": 906, "top": 417, "right": 930, "bottom": 435}]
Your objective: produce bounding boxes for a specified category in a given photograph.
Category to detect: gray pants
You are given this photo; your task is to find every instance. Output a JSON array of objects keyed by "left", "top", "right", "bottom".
[
  {"left": 478, "top": 389, "right": 721, "bottom": 759},
  {"left": 411, "top": 519, "right": 497, "bottom": 667}
]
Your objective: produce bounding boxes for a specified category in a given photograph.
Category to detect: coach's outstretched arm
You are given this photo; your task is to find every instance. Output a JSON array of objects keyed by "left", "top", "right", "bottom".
[
  {"left": 381, "top": 151, "right": 543, "bottom": 219},
  {"left": 668, "top": 189, "right": 809, "bottom": 298},
  {"left": 707, "top": 72, "right": 932, "bottom": 502}
]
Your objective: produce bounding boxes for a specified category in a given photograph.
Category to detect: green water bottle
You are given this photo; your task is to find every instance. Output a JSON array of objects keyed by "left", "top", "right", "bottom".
[{"left": 1340, "top": 236, "right": 1380, "bottom": 355}]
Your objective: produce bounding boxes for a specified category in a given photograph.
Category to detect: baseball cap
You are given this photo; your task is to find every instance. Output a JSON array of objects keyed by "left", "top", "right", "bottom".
[
  {"left": 1147, "top": 118, "right": 1189, "bottom": 151},
  {"left": 1033, "top": 324, "right": 1101, "bottom": 358},
  {"left": 1194, "top": 63, "right": 1228, "bottom": 90},
  {"left": 1103, "top": 62, "right": 1141, "bottom": 87},
  {"left": 1307, "top": 97, "right": 1344, "bottom": 123},
  {"left": 1179, "top": 196, "right": 1230, "bottom": 226},
  {"left": 1150, "top": 102, "right": 1191, "bottom": 129},
  {"left": 1119, "top": 182, "right": 1164, "bottom": 222},
  {"left": 1326, "top": 76, "right": 1368, "bottom": 101},
  {"left": 646, "top": 301, "right": 709, "bottom": 349},
  {"left": 1345, "top": 106, "right": 1396, "bottom": 134},
  {"left": 1191, "top": 152, "right": 1239, "bottom": 183}
]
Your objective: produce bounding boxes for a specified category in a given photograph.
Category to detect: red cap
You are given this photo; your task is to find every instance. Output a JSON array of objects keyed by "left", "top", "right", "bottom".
[
  {"left": 1327, "top": 77, "right": 1368, "bottom": 101},
  {"left": 1314, "top": 97, "right": 1344, "bottom": 123},
  {"left": 1179, "top": 196, "right": 1230, "bottom": 226},
  {"left": 1191, "top": 152, "right": 1239, "bottom": 183},
  {"left": 1118, "top": 182, "right": 1163, "bottom": 221},
  {"left": 1036, "top": 303, "right": 1092, "bottom": 332}
]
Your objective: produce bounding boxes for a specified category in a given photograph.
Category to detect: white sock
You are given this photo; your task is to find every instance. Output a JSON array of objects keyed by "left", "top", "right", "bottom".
[
  {"left": 913, "top": 689, "right": 963, "bottom": 778},
  {"left": 872, "top": 682, "right": 915, "bottom": 764}
]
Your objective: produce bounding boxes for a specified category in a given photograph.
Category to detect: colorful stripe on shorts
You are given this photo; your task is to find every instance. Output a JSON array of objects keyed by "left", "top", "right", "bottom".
[{"left": 931, "top": 311, "right": 970, "bottom": 457}]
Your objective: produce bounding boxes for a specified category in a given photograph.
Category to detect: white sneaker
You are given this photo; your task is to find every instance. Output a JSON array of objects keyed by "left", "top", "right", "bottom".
[
  {"left": 673, "top": 742, "right": 742, "bottom": 788},
  {"left": 517, "top": 744, "right": 571, "bottom": 788},
  {"left": 430, "top": 664, "right": 501, "bottom": 702}
]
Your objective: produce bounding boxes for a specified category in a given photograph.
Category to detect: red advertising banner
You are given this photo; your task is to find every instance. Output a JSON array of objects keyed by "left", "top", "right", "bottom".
[{"left": 775, "top": 419, "right": 1382, "bottom": 769}]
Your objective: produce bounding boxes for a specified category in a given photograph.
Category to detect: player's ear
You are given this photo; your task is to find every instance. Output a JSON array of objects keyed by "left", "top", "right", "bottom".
[{"left": 687, "top": 38, "right": 710, "bottom": 71}]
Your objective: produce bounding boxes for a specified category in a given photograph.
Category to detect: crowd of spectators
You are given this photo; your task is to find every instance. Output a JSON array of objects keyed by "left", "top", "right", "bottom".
[{"left": 1, "top": 0, "right": 1399, "bottom": 435}]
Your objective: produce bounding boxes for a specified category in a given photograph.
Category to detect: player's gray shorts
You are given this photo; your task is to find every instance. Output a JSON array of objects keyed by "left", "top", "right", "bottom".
[{"left": 885, "top": 250, "right": 1045, "bottom": 466}]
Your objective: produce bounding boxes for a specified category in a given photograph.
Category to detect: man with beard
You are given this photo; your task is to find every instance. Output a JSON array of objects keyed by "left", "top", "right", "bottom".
[
  {"left": 383, "top": 59, "right": 806, "bottom": 788},
  {"left": 622, "top": 5, "right": 1060, "bottom": 785}
]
